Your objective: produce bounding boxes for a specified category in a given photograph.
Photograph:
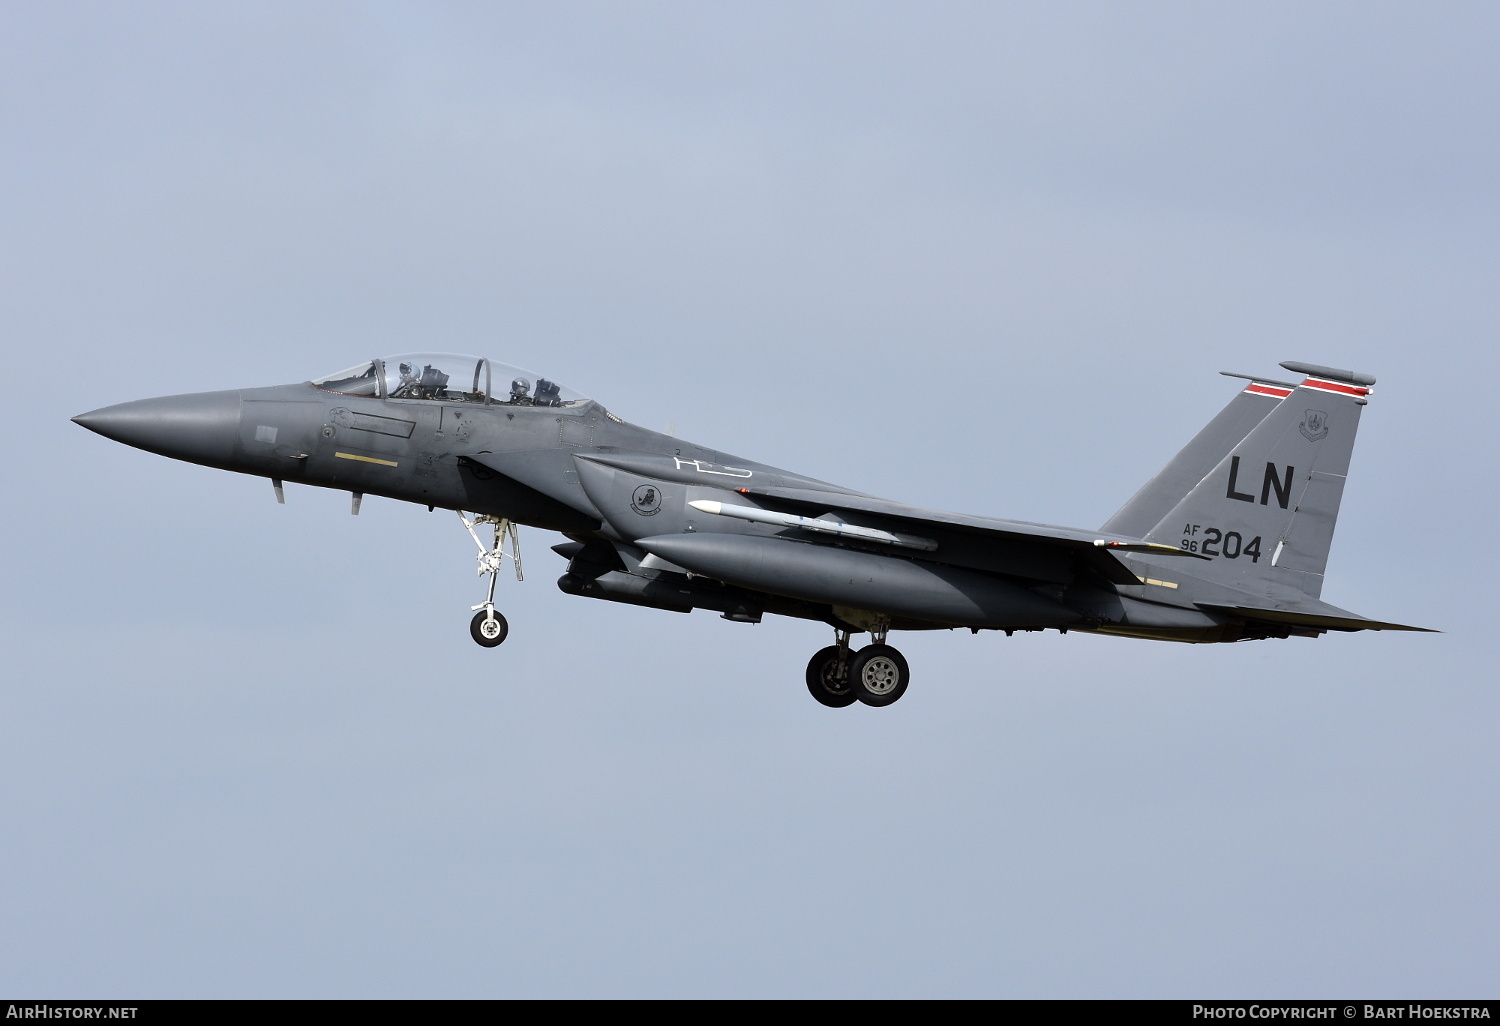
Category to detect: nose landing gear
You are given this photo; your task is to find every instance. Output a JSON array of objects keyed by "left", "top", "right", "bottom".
[
  {"left": 460, "top": 512, "right": 522, "bottom": 648},
  {"left": 470, "top": 608, "right": 509, "bottom": 647}
]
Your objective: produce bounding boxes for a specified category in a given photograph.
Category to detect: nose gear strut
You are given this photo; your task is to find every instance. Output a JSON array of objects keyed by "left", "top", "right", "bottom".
[{"left": 459, "top": 512, "right": 523, "bottom": 647}]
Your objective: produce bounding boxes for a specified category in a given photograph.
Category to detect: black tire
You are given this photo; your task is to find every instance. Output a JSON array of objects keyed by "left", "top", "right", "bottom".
[
  {"left": 849, "top": 644, "right": 909, "bottom": 707},
  {"left": 469, "top": 610, "right": 509, "bottom": 647},
  {"left": 805, "top": 645, "right": 857, "bottom": 708}
]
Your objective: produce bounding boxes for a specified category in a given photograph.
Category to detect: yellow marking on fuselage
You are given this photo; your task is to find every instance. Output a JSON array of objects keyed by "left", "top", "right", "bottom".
[
  {"left": 1136, "top": 576, "right": 1179, "bottom": 589},
  {"left": 334, "top": 451, "right": 398, "bottom": 467}
]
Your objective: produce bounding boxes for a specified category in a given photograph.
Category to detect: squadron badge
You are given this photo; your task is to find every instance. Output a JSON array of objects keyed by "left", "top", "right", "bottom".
[
  {"left": 1299, "top": 409, "right": 1329, "bottom": 442},
  {"left": 631, "top": 483, "right": 663, "bottom": 516}
]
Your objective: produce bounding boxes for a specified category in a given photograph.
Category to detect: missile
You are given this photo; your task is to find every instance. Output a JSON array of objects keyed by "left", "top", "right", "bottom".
[
  {"left": 688, "top": 499, "right": 938, "bottom": 552},
  {"left": 635, "top": 533, "right": 1075, "bottom": 629}
]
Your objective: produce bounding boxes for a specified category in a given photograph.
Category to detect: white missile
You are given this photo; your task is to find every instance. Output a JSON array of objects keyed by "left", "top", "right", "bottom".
[{"left": 688, "top": 499, "right": 938, "bottom": 552}]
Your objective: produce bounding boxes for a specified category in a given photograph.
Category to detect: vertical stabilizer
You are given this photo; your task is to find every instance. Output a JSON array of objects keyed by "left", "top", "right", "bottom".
[
  {"left": 1101, "top": 374, "right": 1293, "bottom": 537},
  {"left": 1142, "top": 363, "right": 1375, "bottom": 600}
]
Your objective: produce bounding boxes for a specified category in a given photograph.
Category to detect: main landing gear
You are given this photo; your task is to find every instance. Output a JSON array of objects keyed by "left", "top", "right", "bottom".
[
  {"left": 805, "top": 624, "right": 911, "bottom": 708},
  {"left": 460, "top": 512, "right": 522, "bottom": 648}
]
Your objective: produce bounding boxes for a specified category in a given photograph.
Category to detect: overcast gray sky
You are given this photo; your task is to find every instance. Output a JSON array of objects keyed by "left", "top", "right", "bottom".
[{"left": 2, "top": 1, "right": 1496, "bottom": 998}]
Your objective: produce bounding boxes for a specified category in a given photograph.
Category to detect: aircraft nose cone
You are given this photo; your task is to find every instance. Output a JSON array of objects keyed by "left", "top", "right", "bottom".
[{"left": 73, "top": 390, "right": 242, "bottom": 468}]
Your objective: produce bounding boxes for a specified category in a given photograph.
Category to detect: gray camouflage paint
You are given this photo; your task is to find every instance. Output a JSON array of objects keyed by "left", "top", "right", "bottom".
[{"left": 72, "top": 358, "right": 1430, "bottom": 671}]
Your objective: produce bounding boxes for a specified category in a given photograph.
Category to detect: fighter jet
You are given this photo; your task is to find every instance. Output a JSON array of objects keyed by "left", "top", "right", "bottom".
[{"left": 73, "top": 355, "right": 1430, "bottom": 708}]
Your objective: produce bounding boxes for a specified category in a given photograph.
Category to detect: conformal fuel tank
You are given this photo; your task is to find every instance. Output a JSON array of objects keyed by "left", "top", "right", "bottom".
[{"left": 635, "top": 533, "right": 1077, "bottom": 629}]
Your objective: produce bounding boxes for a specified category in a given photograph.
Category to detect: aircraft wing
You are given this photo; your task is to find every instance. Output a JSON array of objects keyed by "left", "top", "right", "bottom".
[
  {"left": 731, "top": 483, "right": 1200, "bottom": 586},
  {"left": 735, "top": 482, "right": 1191, "bottom": 548}
]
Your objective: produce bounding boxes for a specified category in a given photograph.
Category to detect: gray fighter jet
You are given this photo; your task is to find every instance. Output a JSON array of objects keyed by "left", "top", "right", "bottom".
[{"left": 73, "top": 355, "right": 1430, "bottom": 708}]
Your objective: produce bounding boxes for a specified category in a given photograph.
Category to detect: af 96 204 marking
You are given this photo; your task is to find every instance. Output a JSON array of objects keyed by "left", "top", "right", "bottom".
[{"left": 1180, "top": 523, "right": 1264, "bottom": 562}]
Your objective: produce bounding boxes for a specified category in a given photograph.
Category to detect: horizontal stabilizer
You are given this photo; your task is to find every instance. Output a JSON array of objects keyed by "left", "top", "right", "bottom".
[{"left": 1198, "top": 603, "right": 1436, "bottom": 633}]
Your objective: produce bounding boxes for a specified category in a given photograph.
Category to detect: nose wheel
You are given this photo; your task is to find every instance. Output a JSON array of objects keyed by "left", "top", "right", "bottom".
[
  {"left": 470, "top": 609, "right": 510, "bottom": 647},
  {"left": 460, "top": 512, "right": 523, "bottom": 648}
]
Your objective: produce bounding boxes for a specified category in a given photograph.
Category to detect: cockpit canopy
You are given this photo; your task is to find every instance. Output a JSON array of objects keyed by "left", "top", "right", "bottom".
[{"left": 312, "top": 354, "right": 589, "bottom": 407}]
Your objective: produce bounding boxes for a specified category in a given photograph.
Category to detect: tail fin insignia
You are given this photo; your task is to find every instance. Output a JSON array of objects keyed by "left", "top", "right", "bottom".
[{"left": 1131, "top": 362, "right": 1377, "bottom": 601}]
